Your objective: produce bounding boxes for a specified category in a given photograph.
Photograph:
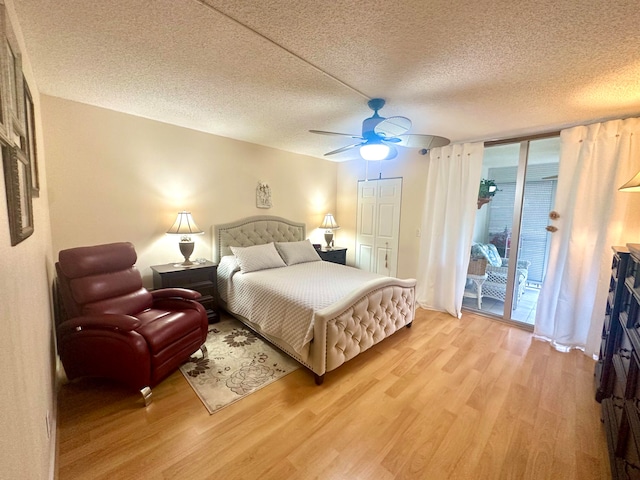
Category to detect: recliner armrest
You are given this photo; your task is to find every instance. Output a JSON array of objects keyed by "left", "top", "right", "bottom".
[
  {"left": 151, "top": 288, "right": 202, "bottom": 301},
  {"left": 58, "top": 313, "right": 142, "bottom": 337}
]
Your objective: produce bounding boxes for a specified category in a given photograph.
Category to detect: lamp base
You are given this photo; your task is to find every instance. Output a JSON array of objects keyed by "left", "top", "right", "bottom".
[
  {"left": 178, "top": 241, "right": 195, "bottom": 266},
  {"left": 324, "top": 232, "right": 334, "bottom": 250}
]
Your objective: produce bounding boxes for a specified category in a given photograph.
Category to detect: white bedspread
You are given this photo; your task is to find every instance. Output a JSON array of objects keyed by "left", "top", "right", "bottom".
[{"left": 218, "top": 257, "right": 386, "bottom": 354}]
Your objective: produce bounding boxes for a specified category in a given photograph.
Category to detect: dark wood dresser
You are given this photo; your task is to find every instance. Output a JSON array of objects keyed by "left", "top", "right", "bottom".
[
  {"left": 151, "top": 261, "right": 219, "bottom": 323},
  {"left": 596, "top": 246, "right": 630, "bottom": 402},
  {"left": 597, "top": 244, "right": 640, "bottom": 478}
]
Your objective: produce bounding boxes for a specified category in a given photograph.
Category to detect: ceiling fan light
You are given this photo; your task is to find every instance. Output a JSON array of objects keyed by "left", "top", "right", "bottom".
[{"left": 360, "top": 143, "right": 390, "bottom": 161}]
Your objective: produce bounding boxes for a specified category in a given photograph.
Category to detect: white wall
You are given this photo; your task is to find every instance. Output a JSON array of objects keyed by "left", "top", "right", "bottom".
[
  {"left": 41, "top": 96, "right": 338, "bottom": 287},
  {"left": 0, "top": 1, "right": 56, "bottom": 479},
  {"left": 336, "top": 151, "right": 429, "bottom": 279}
]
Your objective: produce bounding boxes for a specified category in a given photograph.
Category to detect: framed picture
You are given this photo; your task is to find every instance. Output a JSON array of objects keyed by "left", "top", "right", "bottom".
[
  {"left": 23, "top": 78, "right": 38, "bottom": 196},
  {"left": 256, "top": 181, "right": 272, "bottom": 209},
  {"left": 3, "top": 145, "right": 33, "bottom": 245}
]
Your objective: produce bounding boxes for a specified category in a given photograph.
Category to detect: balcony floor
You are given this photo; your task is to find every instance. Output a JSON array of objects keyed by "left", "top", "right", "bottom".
[{"left": 462, "top": 286, "right": 540, "bottom": 325}]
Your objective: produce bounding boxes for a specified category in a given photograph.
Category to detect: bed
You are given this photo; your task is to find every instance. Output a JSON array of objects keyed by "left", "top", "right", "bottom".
[{"left": 213, "top": 215, "right": 416, "bottom": 384}]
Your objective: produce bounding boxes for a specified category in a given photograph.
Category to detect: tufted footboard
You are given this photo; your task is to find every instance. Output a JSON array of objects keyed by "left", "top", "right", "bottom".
[
  {"left": 310, "top": 278, "right": 416, "bottom": 383},
  {"left": 221, "top": 279, "right": 415, "bottom": 385}
]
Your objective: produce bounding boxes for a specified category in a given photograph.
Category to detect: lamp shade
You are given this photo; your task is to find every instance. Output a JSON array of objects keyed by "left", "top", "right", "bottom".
[
  {"left": 320, "top": 213, "right": 340, "bottom": 230},
  {"left": 360, "top": 143, "right": 390, "bottom": 161},
  {"left": 166, "top": 211, "right": 204, "bottom": 236},
  {"left": 619, "top": 170, "right": 640, "bottom": 192}
]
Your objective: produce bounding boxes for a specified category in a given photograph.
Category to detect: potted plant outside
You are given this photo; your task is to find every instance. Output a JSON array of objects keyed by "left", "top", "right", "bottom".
[{"left": 477, "top": 179, "right": 498, "bottom": 209}]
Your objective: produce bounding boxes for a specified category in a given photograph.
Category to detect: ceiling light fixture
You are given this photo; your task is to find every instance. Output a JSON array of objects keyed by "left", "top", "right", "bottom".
[{"left": 360, "top": 142, "right": 390, "bottom": 161}]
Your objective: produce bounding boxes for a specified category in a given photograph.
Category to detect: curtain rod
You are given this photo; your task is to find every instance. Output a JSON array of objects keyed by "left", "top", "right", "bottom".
[{"left": 483, "top": 130, "right": 560, "bottom": 147}]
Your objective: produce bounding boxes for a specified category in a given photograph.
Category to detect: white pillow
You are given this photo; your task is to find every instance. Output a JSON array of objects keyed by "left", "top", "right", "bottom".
[
  {"left": 275, "top": 239, "right": 321, "bottom": 266},
  {"left": 218, "top": 254, "right": 241, "bottom": 275},
  {"left": 230, "top": 242, "right": 286, "bottom": 273}
]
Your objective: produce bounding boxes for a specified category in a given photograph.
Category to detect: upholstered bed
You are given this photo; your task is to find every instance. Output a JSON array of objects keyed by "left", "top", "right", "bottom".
[{"left": 213, "top": 215, "right": 416, "bottom": 384}]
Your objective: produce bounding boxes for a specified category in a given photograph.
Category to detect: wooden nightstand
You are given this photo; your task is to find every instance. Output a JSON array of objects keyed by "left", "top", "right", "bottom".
[
  {"left": 316, "top": 247, "right": 347, "bottom": 265},
  {"left": 151, "top": 261, "right": 219, "bottom": 323}
]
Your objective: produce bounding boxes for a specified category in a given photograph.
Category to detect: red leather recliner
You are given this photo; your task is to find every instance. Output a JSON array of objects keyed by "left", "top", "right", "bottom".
[{"left": 55, "top": 242, "right": 208, "bottom": 405}]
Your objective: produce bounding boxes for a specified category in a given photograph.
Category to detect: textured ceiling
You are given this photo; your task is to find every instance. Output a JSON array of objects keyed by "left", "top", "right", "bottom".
[{"left": 11, "top": 0, "right": 640, "bottom": 161}]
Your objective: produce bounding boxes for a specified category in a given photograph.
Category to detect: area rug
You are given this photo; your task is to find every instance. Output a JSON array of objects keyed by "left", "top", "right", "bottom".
[{"left": 180, "top": 317, "right": 301, "bottom": 414}]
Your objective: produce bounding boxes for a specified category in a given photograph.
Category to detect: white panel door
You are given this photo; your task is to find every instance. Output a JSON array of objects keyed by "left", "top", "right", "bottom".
[
  {"left": 356, "top": 182, "right": 377, "bottom": 272},
  {"left": 356, "top": 178, "right": 402, "bottom": 276}
]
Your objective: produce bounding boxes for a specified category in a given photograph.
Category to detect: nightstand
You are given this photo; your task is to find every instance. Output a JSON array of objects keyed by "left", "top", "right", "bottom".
[
  {"left": 151, "top": 261, "right": 219, "bottom": 323},
  {"left": 316, "top": 247, "right": 347, "bottom": 265}
]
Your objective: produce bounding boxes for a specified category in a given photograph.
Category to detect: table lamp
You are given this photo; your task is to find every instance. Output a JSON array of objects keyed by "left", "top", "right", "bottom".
[
  {"left": 166, "top": 211, "right": 204, "bottom": 266},
  {"left": 320, "top": 213, "right": 340, "bottom": 249}
]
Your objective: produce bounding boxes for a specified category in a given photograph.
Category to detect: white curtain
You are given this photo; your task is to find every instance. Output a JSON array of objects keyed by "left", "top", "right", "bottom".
[
  {"left": 416, "top": 142, "right": 484, "bottom": 317},
  {"left": 535, "top": 117, "right": 640, "bottom": 357}
]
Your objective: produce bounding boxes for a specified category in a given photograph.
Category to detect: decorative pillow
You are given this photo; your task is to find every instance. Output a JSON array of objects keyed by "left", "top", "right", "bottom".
[
  {"left": 230, "top": 242, "right": 286, "bottom": 273},
  {"left": 470, "top": 243, "right": 502, "bottom": 267},
  {"left": 485, "top": 244, "right": 502, "bottom": 267},
  {"left": 470, "top": 243, "right": 487, "bottom": 259},
  {"left": 275, "top": 239, "right": 321, "bottom": 266}
]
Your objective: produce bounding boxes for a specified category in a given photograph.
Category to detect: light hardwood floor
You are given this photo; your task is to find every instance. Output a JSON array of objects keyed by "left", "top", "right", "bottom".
[{"left": 55, "top": 308, "right": 610, "bottom": 479}]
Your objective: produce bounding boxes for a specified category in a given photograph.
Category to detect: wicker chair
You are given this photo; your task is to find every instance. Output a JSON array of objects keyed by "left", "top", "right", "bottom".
[{"left": 483, "top": 258, "right": 531, "bottom": 309}]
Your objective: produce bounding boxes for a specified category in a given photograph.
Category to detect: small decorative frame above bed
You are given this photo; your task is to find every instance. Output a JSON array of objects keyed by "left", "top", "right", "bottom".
[{"left": 214, "top": 215, "right": 416, "bottom": 384}]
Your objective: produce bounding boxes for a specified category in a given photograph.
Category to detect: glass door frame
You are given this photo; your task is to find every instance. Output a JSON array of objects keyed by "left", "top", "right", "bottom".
[
  {"left": 480, "top": 131, "right": 560, "bottom": 328},
  {"left": 501, "top": 141, "right": 528, "bottom": 315}
]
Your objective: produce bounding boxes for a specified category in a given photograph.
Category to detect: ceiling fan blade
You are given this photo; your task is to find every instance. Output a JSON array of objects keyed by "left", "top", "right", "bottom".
[
  {"left": 310, "top": 129, "right": 362, "bottom": 139},
  {"left": 396, "top": 134, "right": 450, "bottom": 149},
  {"left": 381, "top": 136, "right": 402, "bottom": 143},
  {"left": 374, "top": 116, "right": 412, "bottom": 138},
  {"left": 542, "top": 175, "right": 558, "bottom": 180},
  {"left": 324, "top": 142, "right": 364, "bottom": 156}
]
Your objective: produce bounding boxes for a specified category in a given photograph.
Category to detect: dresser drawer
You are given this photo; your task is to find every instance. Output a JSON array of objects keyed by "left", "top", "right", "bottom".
[
  {"left": 616, "top": 405, "right": 640, "bottom": 479},
  {"left": 616, "top": 328, "right": 634, "bottom": 380},
  {"left": 185, "top": 281, "right": 215, "bottom": 297},
  {"left": 317, "top": 248, "right": 347, "bottom": 265},
  {"left": 151, "top": 262, "right": 219, "bottom": 323},
  {"left": 157, "top": 269, "right": 212, "bottom": 287}
]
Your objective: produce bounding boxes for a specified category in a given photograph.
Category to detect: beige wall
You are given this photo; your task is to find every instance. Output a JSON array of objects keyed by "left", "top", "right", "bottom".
[
  {"left": 42, "top": 96, "right": 338, "bottom": 287},
  {"left": 0, "top": 1, "right": 56, "bottom": 479},
  {"left": 336, "top": 152, "right": 429, "bottom": 279}
]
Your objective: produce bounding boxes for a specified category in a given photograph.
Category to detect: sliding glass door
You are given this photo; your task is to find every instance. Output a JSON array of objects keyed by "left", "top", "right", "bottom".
[{"left": 463, "top": 136, "right": 560, "bottom": 328}]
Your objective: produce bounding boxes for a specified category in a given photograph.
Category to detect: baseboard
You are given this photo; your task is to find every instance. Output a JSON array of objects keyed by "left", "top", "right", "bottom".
[{"left": 49, "top": 356, "right": 64, "bottom": 480}]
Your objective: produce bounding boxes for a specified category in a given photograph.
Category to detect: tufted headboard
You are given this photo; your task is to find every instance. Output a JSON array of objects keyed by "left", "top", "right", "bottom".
[{"left": 213, "top": 215, "right": 306, "bottom": 263}]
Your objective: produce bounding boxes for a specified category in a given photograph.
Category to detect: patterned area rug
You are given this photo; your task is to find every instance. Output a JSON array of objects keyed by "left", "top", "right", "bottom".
[{"left": 180, "top": 317, "right": 301, "bottom": 414}]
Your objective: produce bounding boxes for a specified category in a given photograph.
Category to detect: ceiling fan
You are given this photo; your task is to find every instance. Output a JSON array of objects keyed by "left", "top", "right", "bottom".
[{"left": 310, "top": 98, "right": 450, "bottom": 160}]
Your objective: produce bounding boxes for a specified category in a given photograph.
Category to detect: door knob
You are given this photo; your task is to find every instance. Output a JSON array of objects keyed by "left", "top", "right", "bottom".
[{"left": 545, "top": 225, "right": 558, "bottom": 232}]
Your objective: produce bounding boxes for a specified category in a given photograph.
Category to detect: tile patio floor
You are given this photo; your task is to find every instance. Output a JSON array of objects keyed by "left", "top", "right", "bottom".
[{"left": 462, "top": 285, "right": 540, "bottom": 325}]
